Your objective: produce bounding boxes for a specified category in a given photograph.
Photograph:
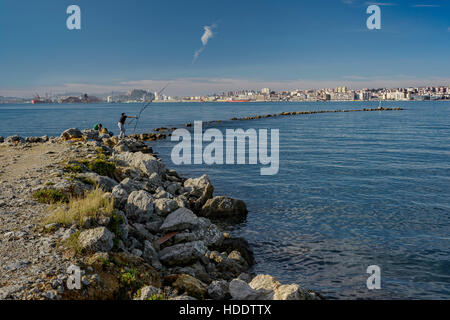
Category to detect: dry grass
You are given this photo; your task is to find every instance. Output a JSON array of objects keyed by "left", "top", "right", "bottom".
[{"left": 45, "top": 187, "right": 114, "bottom": 226}]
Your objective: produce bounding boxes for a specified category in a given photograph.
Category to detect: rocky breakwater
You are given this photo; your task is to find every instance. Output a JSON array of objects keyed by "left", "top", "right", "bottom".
[{"left": 0, "top": 127, "right": 320, "bottom": 300}]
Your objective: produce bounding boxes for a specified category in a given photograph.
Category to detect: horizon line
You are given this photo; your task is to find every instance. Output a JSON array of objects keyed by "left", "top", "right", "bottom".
[{"left": 1, "top": 77, "right": 450, "bottom": 98}]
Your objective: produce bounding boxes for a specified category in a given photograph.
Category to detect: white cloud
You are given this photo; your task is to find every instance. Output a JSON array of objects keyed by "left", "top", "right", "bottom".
[
  {"left": 411, "top": 4, "right": 440, "bottom": 7},
  {"left": 201, "top": 25, "right": 215, "bottom": 46},
  {"left": 193, "top": 24, "right": 217, "bottom": 64},
  {"left": 365, "top": 2, "right": 397, "bottom": 6}
]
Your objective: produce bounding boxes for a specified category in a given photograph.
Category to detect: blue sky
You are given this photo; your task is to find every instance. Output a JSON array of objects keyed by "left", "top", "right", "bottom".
[{"left": 0, "top": 0, "right": 449, "bottom": 97}]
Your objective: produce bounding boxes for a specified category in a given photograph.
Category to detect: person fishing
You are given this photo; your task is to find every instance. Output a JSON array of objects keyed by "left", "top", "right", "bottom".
[
  {"left": 93, "top": 123, "right": 103, "bottom": 130},
  {"left": 118, "top": 113, "right": 137, "bottom": 138}
]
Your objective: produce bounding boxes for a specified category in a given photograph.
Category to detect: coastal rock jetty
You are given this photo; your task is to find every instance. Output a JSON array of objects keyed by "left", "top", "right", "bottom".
[
  {"left": 0, "top": 129, "right": 321, "bottom": 300},
  {"left": 129, "top": 107, "right": 404, "bottom": 143}
]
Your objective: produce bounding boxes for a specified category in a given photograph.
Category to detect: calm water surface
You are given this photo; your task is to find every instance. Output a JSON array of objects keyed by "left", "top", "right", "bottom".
[{"left": 1, "top": 101, "right": 449, "bottom": 299}]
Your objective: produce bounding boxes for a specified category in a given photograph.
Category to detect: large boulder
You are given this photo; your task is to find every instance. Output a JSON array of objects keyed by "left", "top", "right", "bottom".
[
  {"left": 111, "top": 184, "right": 128, "bottom": 209},
  {"left": 174, "top": 195, "right": 189, "bottom": 208},
  {"left": 119, "top": 178, "right": 143, "bottom": 194},
  {"left": 215, "top": 237, "right": 255, "bottom": 266},
  {"left": 229, "top": 279, "right": 273, "bottom": 300},
  {"left": 154, "top": 198, "right": 179, "bottom": 216},
  {"left": 166, "top": 183, "right": 181, "bottom": 195},
  {"left": 80, "top": 172, "right": 118, "bottom": 192},
  {"left": 173, "top": 274, "right": 208, "bottom": 299},
  {"left": 207, "top": 251, "right": 248, "bottom": 276},
  {"left": 5, "top": 135, "right": 25, "bottom": 144},
  {"left": 103, "top": 136, "right": 119, "bottom": 148},
  {"left": 60, "top": 128, "right": 83, "bottom": 140},
  {"left": 183, "top": 175, "right": 214, "bottom": 211},
  {"left": 228, "top": 250, "right": 249, "bottom": 271},
  {"left": 193, "top": 218, "right": 224, "bottom": 247},
  {"left": 114, "top": 138, "right": 152, "bottom": 154},
  {"left": 114, "top": 152, "right": 167, "bottom": 176},
  {"left": 145, "top": 217, "right": 164, "bottom": 233},
  {"left": 200, "top": 196, "right": 247, "bottom": 219},
  {"left": 207, "top": 280, "right": 230, "bottom": 300},
  {"left": 81, "top": 129, "right": 99, "bottom": 140},
  {"left": 159, "top": 207, "right": 199, "bottom": 232},
  {"left": 142, "top": 240, "right": 162, "bottom": 270},
  {"left": 78, "top": 227, "right": 115, "bottom": 252},
  {"left": 248, "top": 274, "right": 319, "bottom": 300},
  {"left": 129, "top": 223, "right": 155, "bottom": 242},
  {"left": 147, "top": 172, "right": 163, "bottom": 188},
  {"left": 249, "top": 274, "right": 280, "bottom": 292},
  {"left": 125, "top": 190, "right": 154, "bottom": 222},
  {"left": 273, "top": 284, "right": 302, "bottom": 300},
  {"left": 159, "top": 241, "right": 207, "bottom": 266}
]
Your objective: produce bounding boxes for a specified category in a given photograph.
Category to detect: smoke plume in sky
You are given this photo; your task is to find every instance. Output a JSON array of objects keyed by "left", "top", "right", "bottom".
[{"left": 193, "top": 24, "right": 217, "bottom": 64}]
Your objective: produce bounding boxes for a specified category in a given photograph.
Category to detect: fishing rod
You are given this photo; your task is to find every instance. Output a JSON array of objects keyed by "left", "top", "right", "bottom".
[{"left": 130, "top": 82, "right": 170, "bottom": 133}]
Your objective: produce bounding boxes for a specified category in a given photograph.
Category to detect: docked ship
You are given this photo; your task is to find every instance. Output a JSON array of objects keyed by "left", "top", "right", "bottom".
[{"left": 226, "top": 96, "right": 251, "bottom": 102}]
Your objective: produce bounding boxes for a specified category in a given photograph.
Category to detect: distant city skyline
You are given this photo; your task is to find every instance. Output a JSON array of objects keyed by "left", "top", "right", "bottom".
[
  {"left": 3, "top": 84, "right": 448, "bottom": 104},
  {"left": 1, "top": 0, "right": 449, "bottom": 97}
]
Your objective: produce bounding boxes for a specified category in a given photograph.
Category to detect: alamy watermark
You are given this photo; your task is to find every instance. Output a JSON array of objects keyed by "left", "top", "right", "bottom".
[
  {"left": 366, "top": 265, "right": 381, "bottom": 289},
  {"left": 66, "top": 264, "right": 81, "bottom": 290},
  {"left": 66, "top": 5, "right": 81, "bottom": 30},
  {"left": 65, "top": 4, "right": 381, "bottom": 31},
  {"left": 170, "top": 121, "right": 279, "bottom": 176},
  {"left": 366, "top": 5, "right": 381, "bottom": 30}
]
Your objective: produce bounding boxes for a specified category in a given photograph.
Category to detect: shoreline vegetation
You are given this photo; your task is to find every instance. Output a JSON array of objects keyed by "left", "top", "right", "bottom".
[{"left": 0, "top": 107, "right": 403, "bottom": 300}]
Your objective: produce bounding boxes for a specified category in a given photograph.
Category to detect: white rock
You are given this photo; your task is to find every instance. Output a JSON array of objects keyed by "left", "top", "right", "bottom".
[
  {"left": 183, "top": 174, "right": 214, "bottom": 211},
  {"left": 154, "top": 198, "right": 178, "bottom": 216},
  {"left": 78, "top": 227, "right": 114, "bottom": 252},
  {"left": 114, "top": 152, "right": 167, "bottom": 176},
  {"left": 119, "top": 178, "right": 143, "bottom": 194},
  {"left": 273, "top": 284, "right": 301, "bottom": 300},
  {"left": 249, "top": 274, "right": 280, "bottom": 292},
  {"left": 193, "top": 218, "right": 224, "bottom": 247},
  {"left": 60, "top": 128, "right": 82, "bottom": 140},
  {"left": 125, "top": 190, "right": 154, "bottom": 221}
]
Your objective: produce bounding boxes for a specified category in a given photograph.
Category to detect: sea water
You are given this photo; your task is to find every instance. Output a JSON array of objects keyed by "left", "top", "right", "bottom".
[{"left": 1, "top": 101, "right": 449, "bottom": 299}]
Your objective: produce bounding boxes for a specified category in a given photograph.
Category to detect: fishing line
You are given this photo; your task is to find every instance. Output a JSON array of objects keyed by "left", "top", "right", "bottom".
[{"left": 129, "top": 83, "right": 170, "bottom": 133}]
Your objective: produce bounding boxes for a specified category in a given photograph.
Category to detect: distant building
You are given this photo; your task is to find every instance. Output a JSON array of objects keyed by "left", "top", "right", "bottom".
[
  {"left": 358, "top": 91, "right": 371, "bottom": 100},
  {"left": 261, "top": 88, "right": 270, "bottom": 95}
]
